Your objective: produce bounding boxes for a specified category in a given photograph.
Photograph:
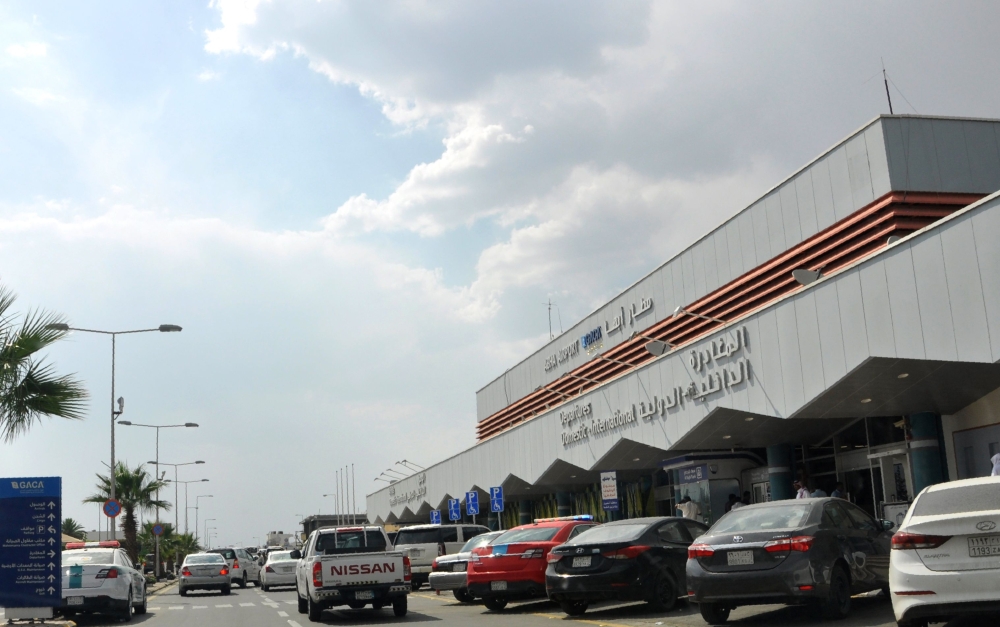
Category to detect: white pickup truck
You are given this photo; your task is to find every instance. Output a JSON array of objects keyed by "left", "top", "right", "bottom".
[{"left": 292, "top": 526, "right": 410, "bottom": 621}]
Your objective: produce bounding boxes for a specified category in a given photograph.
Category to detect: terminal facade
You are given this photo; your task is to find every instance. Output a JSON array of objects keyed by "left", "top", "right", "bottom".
[{"left": 367, "top": 115, "right": 1000, "bottom": 530}]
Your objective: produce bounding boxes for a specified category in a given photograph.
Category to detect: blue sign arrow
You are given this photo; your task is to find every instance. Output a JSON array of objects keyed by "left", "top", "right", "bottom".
[
  {"left": 489, "top": 486, "right": 504, "bottom": 512},
  {"left": 429, "top": 510, "right": 442, "bottom": 525},
  {"left": 466, "top": 491, "right": 479, "bottom": 516},
  {"left": 447, "top": 498, "right": 461, "bottom": 521},
  {"left": 0, "top": 477, "right": 62, "bottom": 609}
]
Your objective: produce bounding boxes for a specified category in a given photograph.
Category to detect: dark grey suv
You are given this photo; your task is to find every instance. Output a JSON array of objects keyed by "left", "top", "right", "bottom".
[{"left": 686, "top": 498, "right": 893, "bottom": 624}]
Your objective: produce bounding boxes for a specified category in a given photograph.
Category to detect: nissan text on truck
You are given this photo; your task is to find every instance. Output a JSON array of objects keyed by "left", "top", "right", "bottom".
[{"left": 292, "top": 526, "right": 411, "bottom": 621}]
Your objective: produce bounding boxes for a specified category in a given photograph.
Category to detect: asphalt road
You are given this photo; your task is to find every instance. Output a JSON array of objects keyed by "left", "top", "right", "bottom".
[{"left": 9, "top": 583, "right": 992, "bottom": 627}]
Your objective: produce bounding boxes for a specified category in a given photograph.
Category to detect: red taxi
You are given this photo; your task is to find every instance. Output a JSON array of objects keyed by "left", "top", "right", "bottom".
[{"left": 467, "top": 515, "right": 598, "bottom": 611}]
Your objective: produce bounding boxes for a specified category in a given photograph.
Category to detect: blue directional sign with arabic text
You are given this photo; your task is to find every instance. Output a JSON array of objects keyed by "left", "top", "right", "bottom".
[
  {"left": 465, "top": 491, "right": 479, "bottom": 516},
  {"left": 490, "top": 487, "right": 504, "bottom": 512},
  {"left": 429, "top": 510, "right": 442, "bottom": 525},
  {"left": 447, "top": 498, "right": 461, "bottom": 521},
  {"left": 0, "top": 477, "right": 62, "bottom": 608}
]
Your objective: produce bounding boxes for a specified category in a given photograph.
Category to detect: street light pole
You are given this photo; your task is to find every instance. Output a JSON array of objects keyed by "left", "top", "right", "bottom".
[
  {"left": 44, "top": 323, "right": 182, "bottom": 541},
  {"left": 204, "top": 518, "right": 216, "bottom": 548},
  {"left": 196, "top": 500, "right": 213, "bottom": 544},
  {"left": 167, "top": 479, "right": 209, "bottom": 535},
  {"left": 156, "top": 461, "right": 206, "bottom": 531}
]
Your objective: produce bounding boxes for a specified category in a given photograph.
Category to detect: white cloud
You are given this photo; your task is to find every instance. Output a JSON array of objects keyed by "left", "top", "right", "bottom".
[
  {"left": 6, "top": 41, "right": 47, "bottom": 58},
  {"left": 197, "top": 69, "right": 222, "bottom": 81},
  {"left": 11, "top": 87, "right": 64, "bottom": 105}
]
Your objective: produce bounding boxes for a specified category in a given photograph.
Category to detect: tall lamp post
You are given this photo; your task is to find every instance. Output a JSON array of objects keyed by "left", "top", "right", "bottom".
[
  {"left": 45, "top": 323, "right": 182, "bottom": 539},
  {"left": 204, "top": 518, "right": 216, "bottom": 547},
  {"left": 322, "top": 494, "right": 337, "bottom": 525},
  {"left": 156, "top": 461, "right": 206, "bottom": 530},
  {"left": 117, "top": 421, "right": 198, "bottom": 578},
  {"left": 167, "top": 478, "right": 209, "bottom": 534},
  {"left": 195, "top": 498, "right": 214, "bottom": 543}
]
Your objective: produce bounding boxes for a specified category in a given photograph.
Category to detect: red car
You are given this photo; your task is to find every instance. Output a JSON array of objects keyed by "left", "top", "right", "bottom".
[{"left": 467, "top": 516, "right": 598, "bottom": 611}]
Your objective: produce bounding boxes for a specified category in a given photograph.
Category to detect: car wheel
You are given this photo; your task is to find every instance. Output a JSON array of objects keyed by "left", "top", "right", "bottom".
[
  {"left": 221, "top": 586, "right": 231, "bottom": 596},
  {"left": 560, "top": 600, "right": 588, "bottom": 616},
  {"left": 120, "top": 588, "right": 134, "bottom": 622},
  {"left": 240, "top": 572, "right": 248, "bottom": 589},
  {"left": 819, "top": 566, "right": 851, "bottom": 620},
  {"left": 297, "top": 586, "right": 308, "bottom": 614},
  {"left": 392, "top": 597, "right": 407, "bottom": 617},
  {"left": 179, "top": 587, "right": 187, "bottom": 597},
  {"left": 307, "top": 594, "right": 323, "bottom": 622},
  {"left": 135, "top": 583, "right": 148, "bottom": 615},
  {"left": 453, "top": 588, "right": 474, "bottom": 603},
  {"left": 699, "top": 602, "right": 731, "bottom": 625},
  {"left": 411, "top": 580, "right": 421, "bottom": 591},
  {"left": 647, "top": 572, "right": 678, "bottom": 612},
  {"left": 262, "top": 583, "right": 269, "bottom": 592},
  {"left": 484, "top": 597, "right": 508, "bottom": 612}
]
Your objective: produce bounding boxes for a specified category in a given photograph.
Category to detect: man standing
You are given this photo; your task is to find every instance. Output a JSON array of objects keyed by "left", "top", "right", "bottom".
[
  {"left": 794, "top": 481, "right": 810, "bottom": 499},
  {"left": 830, "top": 482, "right": 845, "bottom": 499},
  {"left": 676, "top": 496, "right": 701, "bottom": 520},
  {"left": 731, "top": 491, "right": 751, "bottom": 510},
  {"left": 724, "top": 493, "right": 740, "bottom": 513}
]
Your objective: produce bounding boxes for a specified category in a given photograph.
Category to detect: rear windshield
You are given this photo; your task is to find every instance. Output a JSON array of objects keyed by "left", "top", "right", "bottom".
[
  {"left": 494, "top": 527, "right": 559, "bottom": 544},
  {"left": 565, "top": 524, "right": 647, "bottom": 545},
  {"left": 913, "top": 483, "right": 1000, "bottom": 517},
  {"left": 63, "top": 551, "right": 115, "bottom": 565},
  {"left": 185, "top": 555, "right": 225, "bottom": 565},
  {"left": 394, "top": 527, "right": 457, "bottom": 545},
  {"left": 208, "top": 549, "right": 237, "bottom": 560},
  {"left": 711, "top": 504, "right": 814, "bottom": 533},
  {"left": 315, "top": 530, "right": 387, "bottom": 555},
  {"left": 461, "top": 533, "right": 499, "bottom": 552},
  {"left": 268, "top": 551, "right": 294, "bottom": 562}
]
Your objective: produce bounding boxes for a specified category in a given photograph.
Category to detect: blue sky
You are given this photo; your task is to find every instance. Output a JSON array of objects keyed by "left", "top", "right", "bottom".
[{"left": 1, "top": 1, "right": 998, "bottom": 546}]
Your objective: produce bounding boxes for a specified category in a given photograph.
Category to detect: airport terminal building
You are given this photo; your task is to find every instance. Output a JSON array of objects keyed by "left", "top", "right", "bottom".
[{"left": 367, "top": 115, "right": 1000, "bottom": 529}]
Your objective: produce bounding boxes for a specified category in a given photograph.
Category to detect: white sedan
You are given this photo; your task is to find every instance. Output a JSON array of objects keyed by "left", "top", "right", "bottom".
[
  {"left": 59, "top": 541, "right": 147, "bottom": 622},
  {"left": 260, "top": 550, "right": 298, "bottom": 591},
  {"left": 889, "top": 476, "right": 1000, "bottom": 627}
]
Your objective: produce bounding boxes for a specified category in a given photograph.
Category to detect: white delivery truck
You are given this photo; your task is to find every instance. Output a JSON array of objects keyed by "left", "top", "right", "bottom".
[{"left": 292, "top": 526, "right": 410, "bottom": 622}]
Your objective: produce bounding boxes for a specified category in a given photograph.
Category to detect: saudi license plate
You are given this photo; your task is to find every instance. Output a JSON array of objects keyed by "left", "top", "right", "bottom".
[
  {"left": 67, "top": 597, "right": 84, "bottom": 606},
  {"left": 968, "top": 536, "right": 1000, "bottom": 557},
  {"left": 727, "top": 550, "right": 754, "bottom": 566},
  {"left": 490, "top": 581, "right": 507, "bottom": 591},
  {"left": 355, "top": 590, "right": 374, "bottom": 600},
  {"left": 453, "top": 562, "right": 466, "bottom": 572},
  {"left": 571, "top": 556, "right": 592, "bottom": 568}
]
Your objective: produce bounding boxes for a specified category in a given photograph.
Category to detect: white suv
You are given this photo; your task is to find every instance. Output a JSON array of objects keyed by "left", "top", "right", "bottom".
[
  {"left": 207, "top": 547, "right": 260, "bottom": 588},
  {"left": 393, "top": 524, "right": 490, "bottom": 590},
  {"left": 889, "top": 476, "right": 1000, "bottom": 627}
]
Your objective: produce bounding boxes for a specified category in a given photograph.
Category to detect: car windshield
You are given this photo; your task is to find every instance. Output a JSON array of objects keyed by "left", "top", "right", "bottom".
[
  {"left": 565, "top": 524, "right": 647, "bottom": 545},
  {"left": 494, "top": 527, "right": 559, "bottom": 544},
  {"left": 394, "top": 529, "right": 440, "bottom": 545},
  {"left": 315, "top": 530, "right": 387, "bottom": 555},
  {"left": 711, "top": 504, "right": 814, "bottom": 533},
  {"left": 62, "top": 551, "right": 115, "bottom": 565},
  {"left": 209, "top": 549, "right": 237, "bottom": 560},
  {"left": 268, "top": 551, "right": 294, "bottom": 562},
  {"left": 912, "top": 483, "right": 1000, "bottom": 516},
  {"left": 460, "top": 533, "right": 498, "bottom": 552},
  {"left": 185, "top": 555, "right": 225, "bottom": 565}
]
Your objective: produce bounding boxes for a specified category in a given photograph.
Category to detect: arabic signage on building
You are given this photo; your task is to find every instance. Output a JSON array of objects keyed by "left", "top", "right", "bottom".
[
  {"left": 0, "top": 477, "right": 62, "bottom": 609},
  {"left": 679, "top": 465, "right": 709, "bottom": 484},
  {"left": 604, "top": 296, "right": 654, "bottom": 336},
  {"left": 544, "top": 295, "right": 655, "bottom": 372},
  {"left": 544, "top": 338, "right": 581, "bottom": 372},
  {"left": 600, "top": 471, "right": 619, "bottom": 510},
  {"left": 389, "top": 473, "right": 428, "bottom": 507}
]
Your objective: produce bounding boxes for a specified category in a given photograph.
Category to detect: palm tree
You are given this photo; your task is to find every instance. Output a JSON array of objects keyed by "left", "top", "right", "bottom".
[
  {"left": 84, "top": 462, "right": 170, "bottom": 564},
  {"left": 61, "top": 518, "right": 87, "bottom": 541},
  {"left": 138, "top": 521, "right": 178, "bottom": 575},
  {"left": 168, "top": 533, "right": 202, "bottom": 571},
  {"left": 0, "top": 284, "right": 87, "bottom": 441}
]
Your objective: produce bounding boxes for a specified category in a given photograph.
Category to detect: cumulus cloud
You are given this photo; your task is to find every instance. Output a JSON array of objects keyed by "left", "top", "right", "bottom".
[{"left": 6, "top": 41, "right": 47, "bottom": 58}]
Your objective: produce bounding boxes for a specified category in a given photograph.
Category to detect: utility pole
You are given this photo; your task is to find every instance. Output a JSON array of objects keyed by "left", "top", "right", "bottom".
[{"left": 882, "top": 59, "right": 894, "bottom": 115}]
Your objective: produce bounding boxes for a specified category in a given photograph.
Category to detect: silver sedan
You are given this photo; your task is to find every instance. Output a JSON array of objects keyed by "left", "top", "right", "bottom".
[
  {"left": 179, "top": 553, "right": 231, "bottom": 596},
  {"left": 260, "top": 550, "right": 298, "bottom": 591},
  {"left": 429, "top": 531, "right": 503, "bottom": 602}
]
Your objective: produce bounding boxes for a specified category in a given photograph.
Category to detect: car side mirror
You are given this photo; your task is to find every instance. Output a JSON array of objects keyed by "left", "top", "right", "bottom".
[
  {"left": 290, "top": 550, "right": 301, "bottom": 560},
  {"left": 881, "top": 520, "right": 895, "bottom": 532}
]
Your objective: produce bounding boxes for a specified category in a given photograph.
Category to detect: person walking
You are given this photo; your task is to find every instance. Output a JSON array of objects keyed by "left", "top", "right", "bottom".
[{"left": 991, "top": 454, "right": 1000, "bottom": 476}]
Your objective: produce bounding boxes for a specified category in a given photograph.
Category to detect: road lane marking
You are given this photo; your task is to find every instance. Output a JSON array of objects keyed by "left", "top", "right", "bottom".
[
  {"left": 240, "top": 602, "right": 255, "bottom": 606},
  {"left": 193, "top": 605, "right": 207, "bottom": 609},
  {"left": 278, "top": 611, "right": 288, "bottom": 617},
  {"left": 284, "top": 600, "right": 296, "bottom": 605},
  {"left": 148, "top": 607, "right": 161, "bottom": 610},
  {"left": 288, "top": 621, "right": 303, "bottom": 627},
  {"left": 216, "top": 603, "right": 233, "bottom": 607},
  {"left": 168, "top": 606, "right": 184, "bottom": 610}
]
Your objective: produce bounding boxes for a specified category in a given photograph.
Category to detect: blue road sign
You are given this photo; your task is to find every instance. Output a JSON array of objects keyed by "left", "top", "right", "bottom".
[
  {"left": 0, "top": 477, "right": 62, "bottom": 609},
  {"left": 152, "top": 524, "right": 164, "bottom": 537},
  {"left": 466, "top": 491, "right": 479, "bottom": 516},
  {"left": 103, "top": 499, "right": 121, "bottom": 518},
  {"left": 489, "top": 486, "right": 504, "bottom": 512},
  {"left": 429, "top": 510, "right": 442, "bottom": 525},
  {"left": 447, "top": 498, "right": 461, "bottom": 521}
]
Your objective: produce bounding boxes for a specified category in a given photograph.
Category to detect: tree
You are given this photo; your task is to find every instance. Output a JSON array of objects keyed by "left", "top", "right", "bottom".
[
  {"left": 0, "top": 284, "right": 87, "bottom": 442},
  {"left": 61, "top": 518, "right": 87, "bottom": 541},
  {"left": 84, "top": 462, "right": 170, "bottom": 564}
]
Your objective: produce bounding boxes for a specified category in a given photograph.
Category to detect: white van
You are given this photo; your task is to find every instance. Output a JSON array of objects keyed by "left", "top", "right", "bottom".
[{"left": 393, "top": 524, "right": 490, "bottom": 590}]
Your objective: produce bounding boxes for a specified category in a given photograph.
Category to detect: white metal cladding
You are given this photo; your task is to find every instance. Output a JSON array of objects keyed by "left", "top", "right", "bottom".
[
  {"left": 476, "top": 116, "right": 1000, "bottom": 421},
  {"left": 373, "top": 189, "right": 1000, "bottom": 523}
]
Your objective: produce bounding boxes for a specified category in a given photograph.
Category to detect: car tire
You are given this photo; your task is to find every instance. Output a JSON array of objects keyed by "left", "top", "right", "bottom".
[
  {"left": 818, "top": 566, "right": 851, "bottom": 620},
  {"left": 453, "top": 588, "right": 474, "bottom": 603},
  {"left": 307, "top": 594, "right": 323, "bottom": 622},
  {"left": 484, "top": 597, "right": 508, "bottom": 612},
  {"left": 221, "top": 586, "right": 231, "bottom": 596},
  {"left": 179, "top": 587, "right": 187, "bottom": 597},
  {"left": 297, "top": 585, "right": 308, "bottom": 614},
  {"left": 699, "top": 602, "right": 731, "bottom": 625},
  {"left": 136, "top": 586, "right": 148, "bottom": 615},
  {"left": 647, "top": 572, "right": 678, "bottom": 612},
  {"left": 262, "top": 584, "right": 269, "bottom": 592},
  {"left": 240, "top": 572, "right": 248, "bottom": 589},
  {"left": 560, "top": 600, "right": 588, "bottom": 616},
  {"left": 120, "top": 588, "right": 134, "bottom": 622},
  {"left": 392, "top": 597, "right": 407, "bottom": 617},
  {"left": 411, "top": 580, "right": 421, "bottom": 591}
]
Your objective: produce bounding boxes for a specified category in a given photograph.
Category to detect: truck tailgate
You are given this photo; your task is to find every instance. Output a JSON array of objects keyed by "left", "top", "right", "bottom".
[{"left": 319, "top": 552, "right": 407, "bottom": 587}]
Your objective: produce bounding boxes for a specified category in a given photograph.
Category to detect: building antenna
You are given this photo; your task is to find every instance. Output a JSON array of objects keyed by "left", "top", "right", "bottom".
[
  {"left": 882, "top": 58, "right": 894, "bottom": 115},
  {"left": 545, "top": 299, "right": 554, "bottom": 340}
]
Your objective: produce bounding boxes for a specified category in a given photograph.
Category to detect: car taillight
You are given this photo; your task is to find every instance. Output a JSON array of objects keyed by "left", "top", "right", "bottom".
[
  {"left": 233, "top": 559, "right": 240, "bottom": 569},
  {"left": 265, "top": 565, "right": 274, "bottom": 573},
  {"left": 403, "top": 556, "right": 412, "bottom": 582},
  {"left": 220, "top": 568, "right": 229, "bottom": 576},
  {"left": 602, "top": 545, "right": 651, "bottom": 560},
  {"left": 521, "top": 548, "right": 545, "bottom": 559},
  {"left": 96, "top": 568, "right": 119, "bottom": 579},
  {"left": 431, "top": 559, "right": 439, "bottom": 572},
  {"left": 688, "top": 544, "right": 715, "bottom": 559},
  {"left": 891, "top": 532, "right": 951, "bottom": 550},
  {"left": 764, "top": 536, "right": 814, "bottom": 553},
  {"left": 312, "top": 561, "right": 323, "bottom": 588},
  {"left": 545, "top": 552, "right": 563, "bottom": 564},
  {"left": 181, "top": 568, "right": 192, "bottom": 577}
]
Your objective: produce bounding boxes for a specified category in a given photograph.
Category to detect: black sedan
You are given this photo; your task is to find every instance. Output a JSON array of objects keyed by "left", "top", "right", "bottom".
[
  {"left": 686, "top": 498, "right": 893, "bottom": 624},
  {"left": 546, "top": 516, "right": 708, "bottom": 616}
]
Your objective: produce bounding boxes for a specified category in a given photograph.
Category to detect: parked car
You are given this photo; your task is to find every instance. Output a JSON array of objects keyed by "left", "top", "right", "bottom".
[
  {"left": 58, "top": 541, "right": 147, "bottom": 621},
  {"left": 393, "top": 524, "right": 490, "bottom": 590},
  {"left": 546, "top": 516, "right": 707, "bottom": 616},
  {"left": 467, "top": 515, "right": 598, "bottom": 612},
  {"left": 179, "top": 553, "right": 231, "bottom": 596},
  {"left": 430, "top": 530, "right": 503, "bottom": 602},
  {"left": 889, "top": 476, "right": 1000, "bottom": 627},
  {"left": 686, "top": 498, "right": 893, "bottom": 624},
  {"left": 207, "top": 546, "right": 260, "bottom": 588},
  {"left": 261, "top": 550, "right": 299, "bottom": 591}
]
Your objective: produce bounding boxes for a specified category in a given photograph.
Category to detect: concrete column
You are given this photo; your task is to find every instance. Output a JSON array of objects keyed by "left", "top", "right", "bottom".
[
  {"left": 767, "top": 444, "right": 795, "bottom": 501},
  {"left": 556, "top": 492, "right": 572, "bottom": 517},
  {"left": 909, "top": 413, "right": 944, "bottom": 495},
  {"left": 518, "top": 500, "right": 532, "bottom": 525}
]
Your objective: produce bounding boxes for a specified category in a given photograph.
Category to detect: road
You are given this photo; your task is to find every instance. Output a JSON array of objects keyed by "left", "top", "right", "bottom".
[{"left": 5, "top": 583, "right": 990, "bottom": 627}]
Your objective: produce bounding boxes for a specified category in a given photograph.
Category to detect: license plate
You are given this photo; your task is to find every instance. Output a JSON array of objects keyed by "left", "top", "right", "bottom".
[
  {"left": 727, "top": 550, "right": 754, "bottom": 566},
  {"left": 67, "top": 597, "right": 84, "bottom": 606},
  {"left": 968, "top": 536, "right": 1000, "bottom": 557},
  {"left": 355, "top": 590, "right": 374, "bottom": 600},
  {"left": 490, "top": 580, "right": 507, "bottom": 591},
  {"left": 453, "top": 562, "right": 466, "bottom": 572},
  {"left": 571, "top": 556, "right": 592, "bottom": 568}
]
